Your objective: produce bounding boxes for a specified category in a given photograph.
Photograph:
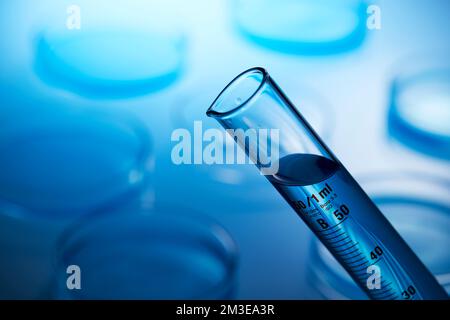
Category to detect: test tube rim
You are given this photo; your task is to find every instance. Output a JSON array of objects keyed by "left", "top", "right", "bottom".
[{"left": 207, "top": 67, "right": 268, "bottom": 119}]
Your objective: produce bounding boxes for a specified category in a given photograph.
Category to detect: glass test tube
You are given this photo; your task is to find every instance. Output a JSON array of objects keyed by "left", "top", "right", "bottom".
[{"left": 206, "top": 67, "right": 447, "bottom": 300}]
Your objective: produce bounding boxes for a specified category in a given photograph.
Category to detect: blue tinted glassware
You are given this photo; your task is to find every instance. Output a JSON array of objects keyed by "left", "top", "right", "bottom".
[
  {"left": 308, "top": 173, "right": 450, "bottom": 299},
  {"left": 169, "top": 87, "right": 283, "bottom": 213},
  {"left": 0, "top": 107, "right": 152, "bottom": 219},
  {"left": 388, "top": 53, "right": 450, "bottom": 160},
  {"left": 53, "top": 208, "right": 238, "bottom": 299},
  {"left": 232, "top": 0, "right": 367, "bottom": 55},
  {"left": 207, "top": 67, "right": 447, "bottom": 299},
  {"left": 35, "top": 29, "right": 185, "bottom": 98},
  {"left": 170, "top": 84, "right": 333, "bottom": 201}
]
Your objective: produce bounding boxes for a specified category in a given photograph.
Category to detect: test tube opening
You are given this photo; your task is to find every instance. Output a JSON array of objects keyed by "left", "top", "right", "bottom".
[{"left": 207, "top": 67, "right": 268, "bottom": 119}]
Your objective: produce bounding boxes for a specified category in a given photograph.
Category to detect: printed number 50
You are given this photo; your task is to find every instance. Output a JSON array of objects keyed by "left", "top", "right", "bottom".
[{"left": 333, "top": 204, "right": 350, "bottom": 221}]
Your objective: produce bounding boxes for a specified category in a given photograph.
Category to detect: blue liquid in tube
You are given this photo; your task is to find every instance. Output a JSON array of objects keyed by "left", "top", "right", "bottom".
[
  {"left": 308, "top": 173, "right": 450, "bottom": 299},
  {"left": 207, "top": 67, "right": 448, "bottom": 300}
]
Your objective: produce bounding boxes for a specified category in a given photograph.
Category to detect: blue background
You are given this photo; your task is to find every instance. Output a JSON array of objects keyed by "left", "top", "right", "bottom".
[{"left": 0, "top": 0, "right": 449, "bottom": 299}]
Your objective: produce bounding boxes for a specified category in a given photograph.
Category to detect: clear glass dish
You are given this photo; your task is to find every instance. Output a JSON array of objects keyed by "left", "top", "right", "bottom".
[
  {"left": 53, "top": 207, "right": 238, "bottom": 299},
  {"left": 388, "top": 53, "right": 450, "bottom": 160},
  {"left": 0, "top": 108, "right": 152, "bottom": 219},
  {"left": 232, "top": 0, "right": 367, "bottom": 55}
]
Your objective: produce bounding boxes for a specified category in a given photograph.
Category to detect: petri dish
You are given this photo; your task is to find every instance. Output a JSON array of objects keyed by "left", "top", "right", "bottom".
[
  {"left": 232, "top": 0, "right": 367, "bottom": 55},
  {"left": 53, "top": 207, "right": 238, "bottom": 299},
  {"left": 388, "top": 54, "right": 450, "bottom": 160},
  {"left": 0, "top": 107, "right": 152, "bottom": 219},
  {"left": 307, "top": 173, "right": 450, "bottom": 299},
  {"left": 34, "top": 29, "right": 186, "bottom": 98}
]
